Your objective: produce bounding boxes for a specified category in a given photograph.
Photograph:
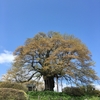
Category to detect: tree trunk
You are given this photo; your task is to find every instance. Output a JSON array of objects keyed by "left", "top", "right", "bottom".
[
  {"left": 56, "top": 76, "right": 59, "bottom": 92},
  {"left": 44, "top": 76, "right": 54, "bottom": 91}
]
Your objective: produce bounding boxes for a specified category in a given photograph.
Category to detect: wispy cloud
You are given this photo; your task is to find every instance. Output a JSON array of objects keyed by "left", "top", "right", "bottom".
[{"left": 0, "top": 50, "right": 15, "bottom": 64}]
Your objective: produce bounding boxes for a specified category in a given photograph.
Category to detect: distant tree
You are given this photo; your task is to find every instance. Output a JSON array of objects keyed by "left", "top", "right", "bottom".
[
  {"left": 1, "top": 70, "right": 17, "bottom": 82},
  {"left": 4, "top": 32, "right": 98, "bottom": 91}
]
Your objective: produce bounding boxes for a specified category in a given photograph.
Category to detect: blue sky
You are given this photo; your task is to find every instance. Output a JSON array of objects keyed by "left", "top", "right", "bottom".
[{"left": 0, "top": 0, "right": 100, "bottom": 86}]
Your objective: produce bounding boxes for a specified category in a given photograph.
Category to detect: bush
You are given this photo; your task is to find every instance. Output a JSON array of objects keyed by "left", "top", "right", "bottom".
[
  {"left": 0, "top": 82, "right": 28, "bottom": 92},
  {"left": 63, "top": 85, "right": 100, "bottom": 97},
  {"left": 0, "top": 88, "right": 28, "bottom": 100},
  {"left": 86, "top": 89, "right": 100, "bottom": 97},
  {"left": 80, "top": 85, "right": 100, "bottom": 96},
  {"left": 62, "top": 87, "right": 85, "bottom": 96},
  {"left": 93, "top": 90, "right": 100, "bottom": 97}
]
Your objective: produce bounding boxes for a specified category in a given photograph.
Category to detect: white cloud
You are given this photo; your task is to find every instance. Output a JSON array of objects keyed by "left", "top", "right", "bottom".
[
  {"left": 0, "top": 50, "right": 15, "bottom": 64},
  {"left": 87, "top": 84, "right": 100, "bottom": 91},
  {"left": 95, "top": 85, "right": 100, "bottom": 90}
]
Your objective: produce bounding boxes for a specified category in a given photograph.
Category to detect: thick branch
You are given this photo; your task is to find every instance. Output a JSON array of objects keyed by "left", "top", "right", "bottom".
[{"left": 18, "top": 71, "right": 38, "bottom": 83}]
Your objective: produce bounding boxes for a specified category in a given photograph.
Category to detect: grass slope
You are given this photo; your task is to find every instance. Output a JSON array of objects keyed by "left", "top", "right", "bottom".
[{"left": 28, "top": 91, "right": 100, "bottom": 100}]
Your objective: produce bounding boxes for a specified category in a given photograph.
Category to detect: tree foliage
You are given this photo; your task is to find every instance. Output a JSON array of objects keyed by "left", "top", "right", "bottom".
[{"left": 4, "top": 32, "right": 98, "bottom": 90}]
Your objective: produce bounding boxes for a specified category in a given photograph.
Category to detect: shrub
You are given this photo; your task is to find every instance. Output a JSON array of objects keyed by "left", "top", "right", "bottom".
[
  {"left": 0, "top": 88, "right": 28, "bottom": 100},
  {"left": 93, "top": 90, "right": 100, "bottom": 97},
  {"left": 80, "top": 85, "right": 100, "bottom": 96},
  {"left": 62, "top": 87, "right": 85, "bottom": 96},
  {"left": 63, "top": 85, "right": 100, "bottom": 97},
  {"left": 86, "top": 89, "right": 100, "bottom": 97},
  {"left": 0, "top": 82, "right": 28, "bottom": 92}
]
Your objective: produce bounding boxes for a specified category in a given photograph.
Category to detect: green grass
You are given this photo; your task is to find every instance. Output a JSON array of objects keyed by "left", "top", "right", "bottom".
[{"left": 27, "top": 91, "right": 100, "bottom": 100}]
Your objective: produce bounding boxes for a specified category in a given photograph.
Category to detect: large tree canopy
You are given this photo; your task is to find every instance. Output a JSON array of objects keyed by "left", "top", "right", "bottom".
[{"left": 5, "top": 32, "right": 98, "bottom": 91}]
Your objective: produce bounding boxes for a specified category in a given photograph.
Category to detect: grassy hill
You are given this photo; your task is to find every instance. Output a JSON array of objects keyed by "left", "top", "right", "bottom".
[{"left": 27, "top": 91, "right": 100, "bottom": 100}]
